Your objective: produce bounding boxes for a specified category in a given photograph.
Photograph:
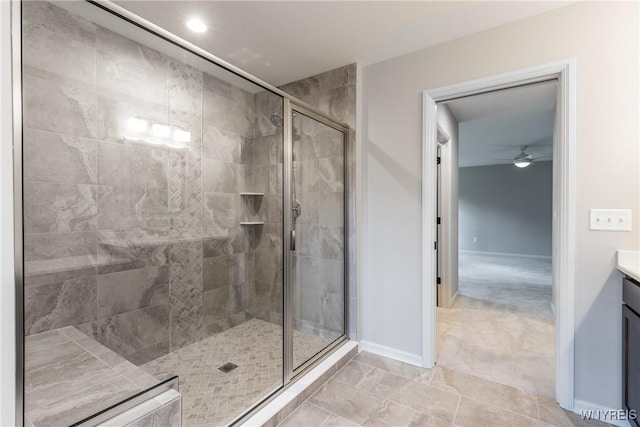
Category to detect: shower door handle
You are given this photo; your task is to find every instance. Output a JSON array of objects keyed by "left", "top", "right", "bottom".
[{"left": 290, "top": 229, "right": 296, "bottom": 251}]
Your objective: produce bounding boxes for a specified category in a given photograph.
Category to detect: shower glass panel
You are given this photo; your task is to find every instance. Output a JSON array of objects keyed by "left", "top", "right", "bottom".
[
  {"left": 290, "top": 108, "right": 347, "bottom": 370},
  {"left": 21, "top": 1, "right": 284, "bottom": 425}
]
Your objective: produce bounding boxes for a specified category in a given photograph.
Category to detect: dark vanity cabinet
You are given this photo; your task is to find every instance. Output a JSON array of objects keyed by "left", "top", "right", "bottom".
[{"left": 623, "top": 276, "right": 640, "bottom": 427}]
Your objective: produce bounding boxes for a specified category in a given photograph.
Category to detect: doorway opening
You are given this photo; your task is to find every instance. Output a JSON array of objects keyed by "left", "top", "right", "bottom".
[
  {"left": 436, "top": 81, "right": 557, "bottom": 399},
  {"left": 421, "top": 60, "right": 577, "bottom": 410}
]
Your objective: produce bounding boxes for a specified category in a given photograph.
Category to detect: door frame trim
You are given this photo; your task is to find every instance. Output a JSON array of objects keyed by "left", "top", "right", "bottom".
[{"left": 421, "top": 59, "right": 577, "bottom": 409}]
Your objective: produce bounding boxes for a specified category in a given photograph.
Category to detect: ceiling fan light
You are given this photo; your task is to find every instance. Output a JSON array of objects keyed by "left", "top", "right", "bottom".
[{"left": 514, "top": 159, "right": 531, "bottom": 168}]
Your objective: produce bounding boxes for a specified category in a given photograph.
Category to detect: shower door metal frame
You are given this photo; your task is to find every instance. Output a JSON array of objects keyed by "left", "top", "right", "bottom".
[
  {"left": 11, "top": 0, "right": 353, "bottom": 425},
  {"left": 283, "top": 100, "right": 350, "bottom": 383}
]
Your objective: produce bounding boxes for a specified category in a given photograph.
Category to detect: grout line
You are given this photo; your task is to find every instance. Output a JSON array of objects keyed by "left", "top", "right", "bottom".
[
  {"left": 278, "top": 401, "right": 330, "bottom": 427},
  {"left": 451, "top": 395, "right": 461, "bottom": 426},
  {"left": 307, "top": 401, "right": 352, "bottom": 426},
  {"left": 348, "top": 354, "right": 543, "bottom": 424},
  {"left": 71, "top": 338, "right": 147, "bottom": 392},
  {"left": 331, "top": 375, "right": 453, "bottom": 425}
]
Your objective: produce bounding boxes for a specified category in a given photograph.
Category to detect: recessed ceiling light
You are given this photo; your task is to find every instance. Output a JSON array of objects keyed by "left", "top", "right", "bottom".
[{"left": 187, "top": 19, "right": 207, "bottom": 33}]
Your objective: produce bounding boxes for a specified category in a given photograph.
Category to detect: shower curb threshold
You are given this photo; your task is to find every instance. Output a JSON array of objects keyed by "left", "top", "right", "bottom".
[{"left": 241, "top": 340, "right": 359, "bottom": 427}]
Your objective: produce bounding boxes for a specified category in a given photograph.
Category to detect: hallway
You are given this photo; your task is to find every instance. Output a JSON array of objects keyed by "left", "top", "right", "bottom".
[{"left": 437, "top": 252, "right": 554, "bottom": 396}]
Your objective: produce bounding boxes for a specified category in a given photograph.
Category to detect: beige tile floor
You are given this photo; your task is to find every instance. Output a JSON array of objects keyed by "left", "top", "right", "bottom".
[
  {"left": 279, "top": 352, "right": 610, "bottom": 427},
  {"left": 279, "top": 255, "right": 609, "bottom": 426}
]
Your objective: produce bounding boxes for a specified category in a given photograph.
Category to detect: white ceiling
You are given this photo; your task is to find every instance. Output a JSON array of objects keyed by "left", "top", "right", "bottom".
[
  {"left": 446, "top": 81, "right": 557, "bottom": 168},
  {"left": 114, "top": 1, "right": 573, "bottom": 87}
]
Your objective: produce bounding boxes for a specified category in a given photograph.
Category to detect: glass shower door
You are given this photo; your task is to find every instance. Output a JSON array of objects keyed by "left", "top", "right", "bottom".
[{"left": 287, "top": 105, "right": 347, "bottom": 371}]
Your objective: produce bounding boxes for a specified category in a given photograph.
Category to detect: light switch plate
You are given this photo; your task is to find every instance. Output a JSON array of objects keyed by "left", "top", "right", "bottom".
[{"left": 589, "top": 209, "right": 632, "bottom": 231}]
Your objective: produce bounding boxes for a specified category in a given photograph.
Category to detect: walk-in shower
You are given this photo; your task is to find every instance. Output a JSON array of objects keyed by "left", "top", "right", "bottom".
[{"left": 16, "top": 1, "right": 350, "bottom": 425}]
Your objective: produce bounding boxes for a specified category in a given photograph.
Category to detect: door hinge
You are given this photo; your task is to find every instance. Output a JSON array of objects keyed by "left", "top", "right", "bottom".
[
  {"left": 437, "top": 156, "right": 441, "bottom": 164},
  {"left": 437, "top": 277, "right": 442, "bottom": 285},
  {"left": 434, "top": 241, "right": 437, "bottom": 250},
  {"left": 437, "top": 217, "right": 441, "bottom": 225}
]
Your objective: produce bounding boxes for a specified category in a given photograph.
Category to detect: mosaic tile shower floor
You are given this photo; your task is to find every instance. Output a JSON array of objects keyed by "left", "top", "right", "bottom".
[{"left": 141, "top": 318, "right": 333, "bottom": 426}]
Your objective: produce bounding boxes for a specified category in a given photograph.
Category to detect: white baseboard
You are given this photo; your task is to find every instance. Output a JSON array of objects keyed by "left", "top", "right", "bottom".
[
  {"left": 360, "top": 340, "right": 423, "bottom": 367},
  {"left": 573, "top": 399, "right": 634, "bottom": 427},
  {"left": 460, "top": 249, "right": 552, "bottom": 260}
]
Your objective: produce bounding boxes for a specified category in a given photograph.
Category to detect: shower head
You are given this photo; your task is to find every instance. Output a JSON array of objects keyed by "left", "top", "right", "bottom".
[{"left": 270, "top": 113, "right": 283, "bottom": 128}]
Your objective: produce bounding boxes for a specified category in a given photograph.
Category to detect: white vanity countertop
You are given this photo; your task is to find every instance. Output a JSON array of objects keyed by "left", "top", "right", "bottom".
[{"left": 617, "top": 250, "right": 640, "bottom": 282}]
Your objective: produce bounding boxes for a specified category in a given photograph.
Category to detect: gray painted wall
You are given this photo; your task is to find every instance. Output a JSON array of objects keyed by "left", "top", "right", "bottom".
[{"left": 459, "top": 161, "right": 552, "bottom": 257}]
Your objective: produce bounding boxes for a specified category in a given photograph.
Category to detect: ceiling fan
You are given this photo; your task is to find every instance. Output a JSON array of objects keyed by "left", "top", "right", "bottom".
[{"left": 495, "top": 145, "right": 548, "bottom": 168}]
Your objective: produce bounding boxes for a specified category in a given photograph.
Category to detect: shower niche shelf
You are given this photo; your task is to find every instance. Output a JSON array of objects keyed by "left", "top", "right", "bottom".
[
  {"left": 240, "top": 192, "right": 264, "bottom": 196},
  {"left": 240, "top": 222, "right": 265, "bottom": 225}
]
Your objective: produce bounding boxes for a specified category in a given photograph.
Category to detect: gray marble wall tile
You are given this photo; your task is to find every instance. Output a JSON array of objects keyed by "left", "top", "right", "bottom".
[
  {"left": 203, "top": 73, "right": 253, "bottom": 106},
  {"left": 255, "top": 248, "right": 283, "bottom": 286},
  {"left": 204, "top": 311, "right": 249, "bottom": 336},
  {"left": 126, "top": 341, "right": 170, "bottom": 366},
  {"left": 25, "top": 277, "right": 97, "bottom": 335},
  {"left": 319, "top": 192, "right": 344, "bottom": 227},
  {"left": 96, "top": 90, "right": 168, "bottom": 144},
  {"left": 97, "top": 186, "right": 170, "bottom": 230},
  {"left": 96, "top": 28, "right": 168, "bottom": 105},
  {"left": 25, "top": 338, "right": 146, "bottom": 427},
  {"left": 294, "top": 159, "right": 320, "bottom": 193},
  {"left": 319, "top": 157, "right": 344, "bottom": 193},
  {"left": 280, "top": 66, "right": 350, "bottom": 99},
  {"left": 169, "top": 60, "right": 202, "bottom": 114},
  {"left": 253, "top": 133, "right": 282, "bottom": 166},
  {"left": 203, "top": 192, "right": 240, "bottom": 236},
  {"left": 24, "top": 129, "right": 97, "bottom": 185},
  {"left": 253, "top": 90, "right": 284, "bottom": 137},
  {"left": 296, "top": 225, "right": 320, "bottom": 258},
  {"left": 295, "top": 192, "right": 320, "bottom": 226},
  {"left": 202, "top": 159, "right": 252, "bottom": 194},
  {"left": 203, "top": 85, "right": 253, "bottom": 137},
  {"left": 129, "top": 397, "right": 181, "bottom": 427},
  {"left": 25, "top": 330, "right": 71, "bottom": 351},
  {"left": 203, "top": 284, "right": 246, "bottom": 325},
  {"left": 23, "top": 21, "right": 96, "bottom": 85},
  {"left": 97, "top": 230, "right": 170, "bottom": 275},
  {"left": 77, "top": 304, "right": 169, "bottom": 361},
  {"left": 203, "top": 125, "right": 248, "bottom": 164},
  {"left": 246, "top": 292, "right": 271, "bottom": 322},
  {"left": 97, "top": 266, "right": 169, "bottom": 319},
  {"left": 267, "top": 194, "right": 283, "bottom": 224},
  {"left": 98, "top": 142, "right": 169, "bottom": 189},
  {"left": 203, "top": 253, "right": 253, "bottom": 292},
  {"left": 280, "top": 64, "right": 355, "bottom": 341},
  {"left": 24, "top": 182, "right": 97, "bottom": 233},
  {"left": 23, "top": 72, "right": 97, "bottom": 138},
  {"left": 297, "top": 257, "right": 344, "bottom": 295},
  {"left": 318, "top": 226, "right": 344, "bottom": 260},
  {"left": 26, "top": 341, "right": 91, "bottom": 377},
  {"left": 169, "top": 149, "right": 202, "bottom": 235},
  {"left": 297, "top": 288, "right": 344, "bottom": 335},
  {"left": 280, "top": 64, "right": 355, "bottom": 128},
  {"left": 202, "top": 227, "right": 249, "bottom": 258},
  {"left": 22, "top": 1, "right": 97, "bottom": 46},
  {"left": 170, "top": 108, "right": 203, "bottom": 153},
  {"left": 24, "top": 231, "right": 97, "bottom": 286},
  {"left": 169, "top": 240, "right": 204, "bottom": 351},
  {"left": 293, "top": 118, "right": 343, "bottom": 161}
]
